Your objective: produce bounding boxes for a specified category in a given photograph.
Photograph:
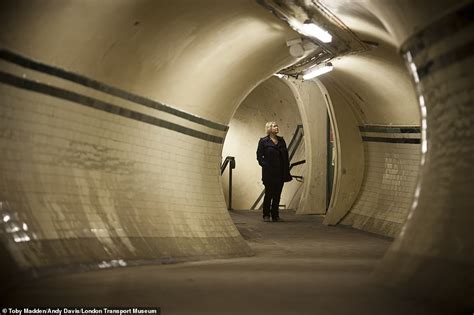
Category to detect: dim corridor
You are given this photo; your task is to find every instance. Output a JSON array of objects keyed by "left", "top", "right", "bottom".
[{"left": 4, "top": 211, "right": 447, "bottom": 315}]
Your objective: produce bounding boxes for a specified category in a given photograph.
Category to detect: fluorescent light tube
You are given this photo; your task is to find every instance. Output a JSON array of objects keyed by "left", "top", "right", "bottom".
[
  {"left": 302, "top": 63, "right": 333, "bottom": 80},
  {"left": 289, "top": 18, "right": 332, "bottom": 43},
  {"left": 301, "top": 23, "right": 332, "bottom": 43}
]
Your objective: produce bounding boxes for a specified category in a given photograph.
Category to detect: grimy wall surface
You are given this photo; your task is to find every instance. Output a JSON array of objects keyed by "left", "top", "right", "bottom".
[
  {"left": 313, "top": 1, "right": 474, "bottom": 307},
  {"left": 0, "top": 0, "right": 299, "bottom": 280},
  {"left": 367, "top": 0, "right": 474, "bottom": 308},
  {"left": 284, "top": 79, "right": 328, "bottom": 215}
]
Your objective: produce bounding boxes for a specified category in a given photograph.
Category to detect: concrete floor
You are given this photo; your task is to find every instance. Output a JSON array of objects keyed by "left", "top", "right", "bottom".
[{"left": 3, "top": 211, "right": 448, "bottom": 314}]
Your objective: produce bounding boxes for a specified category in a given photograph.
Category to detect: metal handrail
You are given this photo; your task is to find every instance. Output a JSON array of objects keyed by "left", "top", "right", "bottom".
[
  {"left": 290, "top": 159, "right": 306, "bottom": 170},
  {"left": 221, "top": 156, "right": 235, "bottom": 175},
  {"left": 287, "top": 124, "right": 303, "bottom": 154},
  {"left": 250, "top": 159, "right": 306, "bottom": 210},
  {"left": 289, "top": 160, "right": 306, "bottom": 183},
  {"left": 220, "top": 156, "right": 235, "bottom": 210}
]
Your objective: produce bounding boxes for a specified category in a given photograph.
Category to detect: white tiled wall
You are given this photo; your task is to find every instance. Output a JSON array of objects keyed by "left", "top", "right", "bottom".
[
  {"left": 342, "top": 141, "right": 421, "bottom": 237},
  {"left": 0, "top": 73, "right": 251, "bottom": 271}
]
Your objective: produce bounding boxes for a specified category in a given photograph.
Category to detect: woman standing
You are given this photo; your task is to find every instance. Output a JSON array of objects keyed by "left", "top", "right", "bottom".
[{"left": 256, "top": 121, "right": 292, "bottom": 222}]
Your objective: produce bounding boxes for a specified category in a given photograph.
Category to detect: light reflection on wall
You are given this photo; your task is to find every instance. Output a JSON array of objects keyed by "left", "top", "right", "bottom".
[
  {"left": 98, "top": 259, "right": 127, "bottom": 269},
  {"left": 0, "top": 201, "right": 37, "bottom": 243},
  {"left": 399, "top": 51, "right": 429, "bottom": 238},
  {"left": 1, "top": 201, "right": 129, "bottom": 270}
]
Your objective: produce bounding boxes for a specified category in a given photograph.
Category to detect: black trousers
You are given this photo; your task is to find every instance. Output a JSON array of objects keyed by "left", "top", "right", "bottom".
[{"left": 263, "top": 181, "right": 284, "bottom": 219}]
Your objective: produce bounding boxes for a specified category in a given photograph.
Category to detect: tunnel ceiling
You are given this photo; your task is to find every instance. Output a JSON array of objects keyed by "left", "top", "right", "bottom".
[
  {"left": 0, "top": 0, "right": 301, "bottom": 125},
  {"left": 318, "top": 0, "right": 387, "bottom": 31}
]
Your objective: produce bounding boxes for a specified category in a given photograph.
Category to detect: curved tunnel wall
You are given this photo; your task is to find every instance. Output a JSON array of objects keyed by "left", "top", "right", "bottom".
[
  {"left": 366, "top": 0, "right": 474, "bottom": 308},
  {"left": 222, "top": 76, "right": 332, "bottom": 215},
  {"left": 312, "top": 7, "right": 422, "bottom": 235},
  {"left": 283, "top": 79, "right": 328, "bottom": 215},
  {"left": 0, "top": 1, "right": 472, "bottom": 308},
  {"left": 323, "top": 49, "right": 421, "bottom": 235},
  {"left": 0, "top": 0, "right": 299, "bottom": 279}
]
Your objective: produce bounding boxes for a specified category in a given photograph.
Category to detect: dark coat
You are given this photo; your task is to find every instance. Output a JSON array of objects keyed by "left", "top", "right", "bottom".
[{"left": 256, "top": 135, "right": 292, "bottom": 185}]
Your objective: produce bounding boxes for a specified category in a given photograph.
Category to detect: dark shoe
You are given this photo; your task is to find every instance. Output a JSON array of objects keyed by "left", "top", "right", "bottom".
[
  {"left": 272, "top": 217, "right": 282, "bottom": 222},
  {"left": 263, "top": 216, "right": 271, "bottom": 222}
]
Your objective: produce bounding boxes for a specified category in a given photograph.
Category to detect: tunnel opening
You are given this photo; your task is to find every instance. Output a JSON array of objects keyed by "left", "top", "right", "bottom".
[
  {"left": 220, "top": 76, "right": 304, "bottom": 213},
  {"left": 220, "top": 75, "right": 337, "bottom": 218}
]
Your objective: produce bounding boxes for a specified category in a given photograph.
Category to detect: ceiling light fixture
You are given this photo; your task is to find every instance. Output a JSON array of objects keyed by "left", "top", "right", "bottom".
[
  {"left": 289, "top": 18, "right": 332, "bottom": 43},
  {"left": 286, "top": 38, "right": 305, "bottom": 58},
  {"left": 302, "top": 62, "right": 333, "bottom": 80}
]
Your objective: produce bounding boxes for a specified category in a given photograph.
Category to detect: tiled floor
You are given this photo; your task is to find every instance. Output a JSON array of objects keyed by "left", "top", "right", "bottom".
[{"left": 3, "top": 210, "right": 447, "bottom": 314}]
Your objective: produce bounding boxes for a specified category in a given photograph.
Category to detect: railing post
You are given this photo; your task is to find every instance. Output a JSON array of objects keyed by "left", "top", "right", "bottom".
[
  {"left": 221, "top": 156, "right": 235, "bottom": 211},
  {"left": 228, "top": 165, "right": 232, "bottom": 210},
  {"left": 228, "top": 157, "right": 235, "bottom": 210}
]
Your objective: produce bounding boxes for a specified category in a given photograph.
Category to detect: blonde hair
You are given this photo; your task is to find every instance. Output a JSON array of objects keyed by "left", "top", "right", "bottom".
[{"left": 265, "top": 121, "right": 277, "bottom": 135}]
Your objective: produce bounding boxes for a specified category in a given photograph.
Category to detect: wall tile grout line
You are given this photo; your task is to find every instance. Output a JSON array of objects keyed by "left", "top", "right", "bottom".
[
  {"left": 362, "top": 136, "right": 421, "bottom": 144},
  {"left": 359, "top": 125, "right": 421, "bottom": 133},
  {"left": 0, "top": 49, "right": 228, "bottom": 132},
  {"left": 0, "top": 71, "right": 224, "bottom": 144}
]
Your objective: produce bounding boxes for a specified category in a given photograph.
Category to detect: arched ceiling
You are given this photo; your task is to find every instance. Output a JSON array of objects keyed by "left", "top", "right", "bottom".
[{"left": 0, "top": 0, "right": 300, "bottom": 125}]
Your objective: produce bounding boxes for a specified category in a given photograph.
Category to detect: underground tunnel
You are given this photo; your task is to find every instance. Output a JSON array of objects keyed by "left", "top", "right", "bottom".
[{"left": 0, "top": 0, "right": 473, "bottom": 314}]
